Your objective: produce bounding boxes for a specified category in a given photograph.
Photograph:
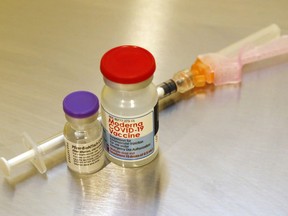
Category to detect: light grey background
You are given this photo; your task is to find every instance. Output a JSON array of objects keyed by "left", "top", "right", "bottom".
[{"left": 0, "top": 0, "right": 288, "bottom": 215}]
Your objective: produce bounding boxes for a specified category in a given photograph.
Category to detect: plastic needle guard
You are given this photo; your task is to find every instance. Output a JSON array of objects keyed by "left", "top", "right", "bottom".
[
  {"left": 193, "top": 35, "right": 288, "bottom": 86},
  {"left": 172, "top": 24, "right": 281, "bottom": 92}
]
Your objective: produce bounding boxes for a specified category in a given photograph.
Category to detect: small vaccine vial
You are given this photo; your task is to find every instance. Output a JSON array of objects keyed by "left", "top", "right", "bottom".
[
  {"left": 63, "top": 91, "right": 105, "bottom": 174},
  {"left": 100, "top": 45, "right": 159, "bottom": 168}
]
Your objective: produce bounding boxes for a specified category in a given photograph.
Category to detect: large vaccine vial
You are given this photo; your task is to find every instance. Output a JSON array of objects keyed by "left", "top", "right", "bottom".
[
  {"left": 63, "top": 91, "right": 105, "bottom": 174},
  {"left": 100, "top": 45, "right": 159, "bottom": 168}
]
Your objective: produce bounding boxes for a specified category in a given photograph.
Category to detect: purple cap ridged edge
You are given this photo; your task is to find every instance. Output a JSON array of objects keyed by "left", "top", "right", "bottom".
[{"left": 63, "top": 91, "right": 99, "bottom": 118}]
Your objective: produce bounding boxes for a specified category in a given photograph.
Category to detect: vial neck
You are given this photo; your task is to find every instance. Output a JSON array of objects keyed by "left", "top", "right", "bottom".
[
  {"left": 103, "top": 76, "right": 153, "bottom": 91},
  {"left": 66, "top": 114, "right": 98, "bottom": 131}
]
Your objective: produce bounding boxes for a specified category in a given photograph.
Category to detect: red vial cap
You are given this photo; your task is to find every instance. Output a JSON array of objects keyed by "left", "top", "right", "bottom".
[{"left": 100, "top": 45, "right": 156, "bottom": 84}]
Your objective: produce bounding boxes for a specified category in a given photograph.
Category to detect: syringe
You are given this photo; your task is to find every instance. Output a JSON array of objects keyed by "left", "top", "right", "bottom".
[
  {"left": 157, "top": 24, "right": 282, "bottom": 98},
  {"left": 0, "top": 24, "right": 286, "bottom": 177},
  {"left": 0, "top": 133, "right": 64, "bottom": 176}
]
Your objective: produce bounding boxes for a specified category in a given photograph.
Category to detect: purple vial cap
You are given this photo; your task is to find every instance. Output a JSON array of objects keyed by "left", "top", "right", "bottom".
[{"left": 63, "top": 91, "right": 99, "bottom": 118}]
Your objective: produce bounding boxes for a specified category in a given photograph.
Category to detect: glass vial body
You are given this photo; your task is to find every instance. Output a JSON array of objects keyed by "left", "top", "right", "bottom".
[
  {"left": 100, "top": 45, "right": 159, "bottom": 168},
  {"left": 63, "top": 91, "right": 105, "bottom": 174}
]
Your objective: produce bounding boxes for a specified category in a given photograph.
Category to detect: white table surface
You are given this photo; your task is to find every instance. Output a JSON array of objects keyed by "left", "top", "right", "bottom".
[{"left": 1, "top": 0, "right": 288, "bottom": 215}]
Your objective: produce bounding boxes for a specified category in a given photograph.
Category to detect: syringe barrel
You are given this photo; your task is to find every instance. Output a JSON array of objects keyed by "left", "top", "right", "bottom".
[
  {"left": 172, "top": 69, "right": 194, "bottom": 93},
  {"left": 38, "top": 133, "right": 64, "bottom": 154},
  {"left": 157, "top": 79, "right": 177, "bottom": 98}
]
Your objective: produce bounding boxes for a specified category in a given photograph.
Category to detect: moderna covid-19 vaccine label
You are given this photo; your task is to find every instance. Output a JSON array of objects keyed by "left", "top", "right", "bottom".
[{"left": 101, "top": 105, "right": 159, "bottom": 161}]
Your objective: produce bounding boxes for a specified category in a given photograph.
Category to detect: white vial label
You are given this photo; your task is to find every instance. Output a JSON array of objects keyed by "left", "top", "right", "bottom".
[
  {"left": 65, "top": 137, "right": 104, "bottom": 173},
  {"left": 102, "top": 106, "right": 158, "bottom": 161}
]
